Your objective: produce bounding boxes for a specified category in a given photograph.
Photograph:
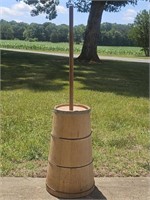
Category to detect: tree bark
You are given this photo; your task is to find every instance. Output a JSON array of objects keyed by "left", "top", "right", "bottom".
[
  {"left": 77, "top": 1, "right": 106, "bottom": 62},
  {"left": 144, "top": 47, "right": 149, "bottom": 57}
]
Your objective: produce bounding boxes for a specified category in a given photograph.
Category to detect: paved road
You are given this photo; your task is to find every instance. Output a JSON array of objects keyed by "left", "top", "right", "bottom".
[{"left": 1, "top": 48, "right": 150, "bottom": 63}]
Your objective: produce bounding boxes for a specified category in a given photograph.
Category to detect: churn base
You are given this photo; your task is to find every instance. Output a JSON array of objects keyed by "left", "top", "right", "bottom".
[{"left": 46, "top": 184, "right": 95, "bottom": 199}]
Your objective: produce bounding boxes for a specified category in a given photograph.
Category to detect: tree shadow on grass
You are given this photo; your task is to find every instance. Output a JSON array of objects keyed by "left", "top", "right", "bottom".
[
  {"left": 1, "top": 50, "right": 69, "bottom": 91},
  {"left": 1, "top": 50, "right": 149, "bottom": 98},
  {"left": 74, "top": 59, "right": 149, "bottom": 98}
]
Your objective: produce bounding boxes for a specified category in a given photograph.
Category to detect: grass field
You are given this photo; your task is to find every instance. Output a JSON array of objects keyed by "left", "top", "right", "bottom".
[
  {"left": 1, "top": 50, "right": 149, "bottom": 177},
  {"left": 0, "top": 40, "right": 146, "bottom": 57}
]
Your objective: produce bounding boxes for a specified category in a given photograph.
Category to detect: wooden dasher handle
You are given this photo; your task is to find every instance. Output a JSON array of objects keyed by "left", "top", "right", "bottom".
[{"left": 69, "top": 5, "right": 74, "bottom": 111}]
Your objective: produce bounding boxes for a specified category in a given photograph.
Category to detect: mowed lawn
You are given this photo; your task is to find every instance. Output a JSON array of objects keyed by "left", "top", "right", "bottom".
[{"left": 1, "top": 50, "right": 149, "bottom": 177}]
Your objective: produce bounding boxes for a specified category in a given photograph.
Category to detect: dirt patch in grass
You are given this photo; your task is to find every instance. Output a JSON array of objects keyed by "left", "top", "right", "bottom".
[{"left": 6, "top": 161, "right": 48, "bottom": 178}]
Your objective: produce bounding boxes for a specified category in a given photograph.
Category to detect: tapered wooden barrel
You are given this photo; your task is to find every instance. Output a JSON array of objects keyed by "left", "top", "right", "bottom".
[{"left": 46, "top": 104, "right": 95, "bottom": 198}]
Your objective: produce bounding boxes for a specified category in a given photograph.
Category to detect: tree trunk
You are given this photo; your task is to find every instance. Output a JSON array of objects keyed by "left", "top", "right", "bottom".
[
  {"left": 77, "top": 1, "right": 106, "bottom": 62},
  {"left": 143, "top": 47, "right": 149, "bottom": 57}
]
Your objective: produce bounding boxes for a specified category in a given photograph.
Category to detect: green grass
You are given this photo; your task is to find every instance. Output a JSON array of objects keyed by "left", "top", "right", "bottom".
[
  {"left": 0, "top": 39, "right": 146, "bottom": 57},
  {"left": 1, "top": 50, "right": 149, "bottom": 177}
]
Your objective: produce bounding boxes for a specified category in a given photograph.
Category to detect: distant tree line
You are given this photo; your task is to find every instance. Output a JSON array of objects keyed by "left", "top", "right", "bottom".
[
  {"left": 0, "top": 19, "right": 135, "bottom": 46},
  {"left": 100, "top": 23, "right": 134, "bottom": 46}
]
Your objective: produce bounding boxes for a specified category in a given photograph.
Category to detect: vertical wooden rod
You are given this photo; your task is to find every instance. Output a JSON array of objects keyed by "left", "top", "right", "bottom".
[{"left": 69, "top": 5, "right": 74, "bottom": 110}]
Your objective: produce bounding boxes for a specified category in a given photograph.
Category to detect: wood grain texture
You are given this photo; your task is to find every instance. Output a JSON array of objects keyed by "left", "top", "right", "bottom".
[{"left": 46, "top": 104, "right": 94, "bottom": 198}]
